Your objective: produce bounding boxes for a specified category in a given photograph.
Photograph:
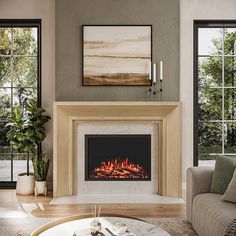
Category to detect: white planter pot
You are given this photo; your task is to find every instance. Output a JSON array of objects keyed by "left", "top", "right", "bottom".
[
  {"left": 35, "top": 181, "right": 47, "bottom": 196},
  {"left": 16, "top": 173, "right": 35, "bottom": 195}
]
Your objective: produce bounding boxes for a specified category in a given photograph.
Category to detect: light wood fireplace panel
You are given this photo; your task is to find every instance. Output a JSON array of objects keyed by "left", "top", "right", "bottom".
[{"left": 53, "top": 102, "right": 182, "bottom": 197}]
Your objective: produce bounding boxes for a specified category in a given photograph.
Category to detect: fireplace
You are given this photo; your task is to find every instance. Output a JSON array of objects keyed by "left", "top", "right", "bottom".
[
  {"left": 85, "top": 134, "right": 151, "bottom": 181},
  {"left": 53, "top": 102, "right": 182, "bottom": 197}
]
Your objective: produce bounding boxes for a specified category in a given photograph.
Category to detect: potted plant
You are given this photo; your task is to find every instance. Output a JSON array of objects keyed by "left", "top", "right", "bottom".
[
  {"left": 6, "top": 106, "right": 35, "bottom": 194},
  {"left": 6, "top": 99, "right": 50, "bottom": 195},
  {"left": 32, "top": 152, "right": 50, "bottom": 196}
]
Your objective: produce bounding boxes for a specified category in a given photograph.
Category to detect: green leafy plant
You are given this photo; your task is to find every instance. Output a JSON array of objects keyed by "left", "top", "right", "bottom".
[
  {"left": 6, "top": 99, "right": 50, "bottom": 176},
  {"left": 6, "top": 106, "right": 35, "bottom": 176},
  {"left": 32, "top": 152, "right": 50, "bottom": 181},
  {"left": 26, "top": 99, "right": 51, "bottom": 152}
]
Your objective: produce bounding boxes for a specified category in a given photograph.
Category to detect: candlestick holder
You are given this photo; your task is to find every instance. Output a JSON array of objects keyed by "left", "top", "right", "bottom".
[
  {"left": 160, "top": 80, "right": 163, "bottom": 101},
  {"left": 153, "top": 82, "right": 157, "bottom": 101},
  {"left": 148, "top": 87, "right": 152, "bottom": 101},
  {"left": 148, "top": 81, "right": 163, "bottom": 101}
]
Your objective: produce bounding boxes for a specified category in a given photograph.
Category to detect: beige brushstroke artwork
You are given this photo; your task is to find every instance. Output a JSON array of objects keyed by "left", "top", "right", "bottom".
[{"left": 83, "top": 26, "right": 152, "bottom": 85}]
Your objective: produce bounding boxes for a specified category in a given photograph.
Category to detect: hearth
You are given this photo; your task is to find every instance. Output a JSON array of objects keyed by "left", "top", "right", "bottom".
[{"left": 85, "top": 134, "right": 151, "bottom": 181}]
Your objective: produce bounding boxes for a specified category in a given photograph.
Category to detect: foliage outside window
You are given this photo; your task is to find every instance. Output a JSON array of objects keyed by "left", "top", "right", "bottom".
[
  {"left": 195, "top": 22, "right": 236, "bottom": 165},
  {"left": 0, "top": 21, "right": 40, "bottom": 184}
]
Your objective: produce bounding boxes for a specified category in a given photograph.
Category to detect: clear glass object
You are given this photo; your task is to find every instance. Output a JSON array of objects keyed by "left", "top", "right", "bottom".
[{"left": 90, "top": 219, "right": 101, "bottom": 235}]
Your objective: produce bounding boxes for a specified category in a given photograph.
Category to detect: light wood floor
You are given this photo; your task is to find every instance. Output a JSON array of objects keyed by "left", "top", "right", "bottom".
[{"left": 0, "top": 190, "right": 186, "bottom": 219}]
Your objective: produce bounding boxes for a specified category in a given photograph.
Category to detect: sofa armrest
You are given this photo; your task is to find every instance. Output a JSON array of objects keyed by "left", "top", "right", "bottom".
[{"left": 186, "top": 166, "right": 214, "bottom": 222}]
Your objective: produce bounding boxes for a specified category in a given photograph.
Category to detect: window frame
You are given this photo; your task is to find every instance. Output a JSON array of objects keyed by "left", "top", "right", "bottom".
[
  {"left": 193, "top": 20, "right": 236, "bottom": 166},
  {"left": 0, "top": 19, "right": 41, "bottom": 188}
]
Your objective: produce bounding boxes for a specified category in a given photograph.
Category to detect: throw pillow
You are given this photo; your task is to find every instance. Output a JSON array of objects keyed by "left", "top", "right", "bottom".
[
  {"left": 224, "top": 219, "right": 236, "bottom": 236},
  {"left": 222, "top": 169, "right": 236, "bottom": 203},
  {"left": 210, "top": 156, "right": 236, "bottom": 194}
]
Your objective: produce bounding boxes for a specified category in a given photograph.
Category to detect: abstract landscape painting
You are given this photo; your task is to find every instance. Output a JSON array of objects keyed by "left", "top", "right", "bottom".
[{"left": 82, "top": 25, "right": 152, "bottom": 86}]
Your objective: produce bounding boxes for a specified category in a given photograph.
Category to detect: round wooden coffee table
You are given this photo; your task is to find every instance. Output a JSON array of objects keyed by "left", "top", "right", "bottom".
[{"left": 30, "top": 214, "right": 171, "bottom": 236}]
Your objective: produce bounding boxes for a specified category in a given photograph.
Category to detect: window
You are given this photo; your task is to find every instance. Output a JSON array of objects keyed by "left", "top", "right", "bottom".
[
  {"left": 0, "top": 20, "right": 41, "bottom": 188},
  {"left": 194, "top": 21, "right": 236, "bottom": 166}
]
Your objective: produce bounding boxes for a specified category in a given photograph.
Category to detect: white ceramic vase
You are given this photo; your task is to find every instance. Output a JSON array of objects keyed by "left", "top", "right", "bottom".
[{"left": 16, "top": 173, "right": 35, "bottom": 195}]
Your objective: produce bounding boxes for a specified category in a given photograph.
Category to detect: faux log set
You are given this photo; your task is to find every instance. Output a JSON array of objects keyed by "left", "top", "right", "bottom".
[{"left": 90, "top": 157, "right": 148, "bottom": 179}]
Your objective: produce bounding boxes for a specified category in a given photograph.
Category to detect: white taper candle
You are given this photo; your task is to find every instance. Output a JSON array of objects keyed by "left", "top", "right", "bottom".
[
  {"left": 153, "top": 63, "right": 156, "bottom": 83},
  {"left": 149, "top": 61, "right": 152, "bottom": 80},
  {"left": 160, "top": 61, "right": 163, "bottom": 81}
]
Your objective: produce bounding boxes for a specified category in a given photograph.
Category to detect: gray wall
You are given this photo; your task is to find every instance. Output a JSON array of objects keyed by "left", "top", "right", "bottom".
[{"left": 56, "top": 0, "right": 180, "bottom": 101}]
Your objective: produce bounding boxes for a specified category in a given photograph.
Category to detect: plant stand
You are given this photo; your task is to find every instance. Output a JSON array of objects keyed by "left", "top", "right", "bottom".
[
  {"left": 34, "top": 186, "right": 47, "bottom": 196},
  {"left": 34, "top": 181, "right": 47, "bottom": 196}
]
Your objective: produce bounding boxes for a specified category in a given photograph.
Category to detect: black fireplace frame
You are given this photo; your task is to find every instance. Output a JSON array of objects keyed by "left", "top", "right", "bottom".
[{"left": 85, "top": 134, "right": 151, "bottom": 181}]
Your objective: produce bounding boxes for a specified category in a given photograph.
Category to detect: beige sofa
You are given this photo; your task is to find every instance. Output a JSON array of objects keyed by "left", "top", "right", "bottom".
[{"left": 187, "top": 167, "right": 236, "bottom": 236}]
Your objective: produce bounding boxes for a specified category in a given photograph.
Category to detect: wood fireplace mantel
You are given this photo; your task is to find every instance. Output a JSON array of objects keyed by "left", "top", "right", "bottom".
[{"left": 53, "top": 101, "right": 182, "bottom": 197}]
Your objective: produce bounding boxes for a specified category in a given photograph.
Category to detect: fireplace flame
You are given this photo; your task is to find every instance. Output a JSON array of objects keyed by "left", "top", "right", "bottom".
[{"left": 90, "top": 157, "right": 148, "bottom": 179}]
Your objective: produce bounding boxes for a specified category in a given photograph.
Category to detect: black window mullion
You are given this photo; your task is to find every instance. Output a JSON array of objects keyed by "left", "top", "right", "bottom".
[
  {"left": 10, "top": 28, "right": 14, "bottom": 182},
  {"left": 193, "top": 21, "right": 199, "bottom": 166},
  {"left": 10, "top": 146, "right": 13, "bottom": 182},
  {"left": 37, "top": 23, "right": 41, "bottom": 107}
]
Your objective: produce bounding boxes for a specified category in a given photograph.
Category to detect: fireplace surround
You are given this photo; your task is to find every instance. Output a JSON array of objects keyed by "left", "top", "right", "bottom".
[
  {"left": 53, "top": 101, "right": 181, "bottom": 197},
  {"left": 77, "top": 122, "right": 158, "bottom": 195}
]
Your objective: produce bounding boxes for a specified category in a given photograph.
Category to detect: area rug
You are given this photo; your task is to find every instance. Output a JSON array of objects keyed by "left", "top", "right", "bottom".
[
  {"left": 0, "top": 217, "right": 197, "bottom": 236},
  {"left": 144, "top": 218, "right": 197, "bottom": 236}
]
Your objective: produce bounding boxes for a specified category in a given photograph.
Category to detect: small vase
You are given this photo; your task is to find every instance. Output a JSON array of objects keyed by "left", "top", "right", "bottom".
[{"left": 90, "top": 219, "right": 101, "bottom": 235}]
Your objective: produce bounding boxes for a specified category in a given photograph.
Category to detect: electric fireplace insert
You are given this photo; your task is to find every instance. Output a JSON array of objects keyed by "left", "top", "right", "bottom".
[{"left": 85, "top": 134, "right": 151, "bottom": 181}]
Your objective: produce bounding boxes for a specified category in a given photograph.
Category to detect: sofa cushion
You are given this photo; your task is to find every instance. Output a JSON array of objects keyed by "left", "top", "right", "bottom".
[
  {"left": 192, "top": 193, "right": 236, "bottom": 236},
  {"left": 224, "top": 219, "right": 236, "bottom": 236},
  {"left": 222, "top": 169, "right": 236, "bottom": 203},
  {"left": 210, "top": 156, "right": 236, "bottom": 194}
]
